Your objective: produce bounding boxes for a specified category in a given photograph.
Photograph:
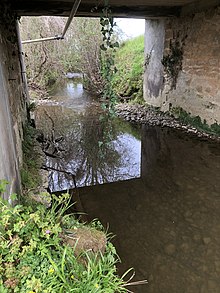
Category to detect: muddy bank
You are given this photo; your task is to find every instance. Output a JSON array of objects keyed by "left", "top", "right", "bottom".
[{"left": 116, "top": 103, "right": 220, "bottom": 142}]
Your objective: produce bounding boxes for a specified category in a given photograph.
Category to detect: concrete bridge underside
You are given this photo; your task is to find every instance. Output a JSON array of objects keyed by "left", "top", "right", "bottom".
[
  {"left": 0, "top": 0, "right": 220, "bottom": 292},
  {"left": 13, "top": 0, "right": 220, "bottom": 126},
  {"left": 13, "top": 0, "right": 200, "bottom": 17},
  {"left": 1, "top": 0, "right": 219, "bottom": 192}
]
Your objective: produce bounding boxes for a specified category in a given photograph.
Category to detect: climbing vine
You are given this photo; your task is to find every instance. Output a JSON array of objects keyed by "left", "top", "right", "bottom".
[
  {"left": 161, "top": 41, "right": 183, "bottom": 89},
  {"left": 90, "top": 1, "right": 121, "bottom": 153},
  {"left": 99, "top": 1, "right": 119, "bottom": 115}
]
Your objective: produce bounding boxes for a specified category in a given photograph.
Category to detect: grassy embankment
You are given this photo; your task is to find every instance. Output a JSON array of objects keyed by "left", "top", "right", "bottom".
[{"left": 112, "top": 35, "right": 145, "bottom": 104}]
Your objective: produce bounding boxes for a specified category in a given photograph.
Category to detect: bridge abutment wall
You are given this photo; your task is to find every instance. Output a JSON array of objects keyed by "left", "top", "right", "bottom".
[
  {"left": 0, "top": 2, "right": 28, "bottom": 200},
  {"left": 144, "top": 6, "right": 220, "bottom": 125}
]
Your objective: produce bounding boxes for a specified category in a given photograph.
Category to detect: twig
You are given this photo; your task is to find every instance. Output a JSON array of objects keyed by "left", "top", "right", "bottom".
[
  {"left": 123, "top": 280, "right": 148, "bottom": 287},
  {"left": 41, "top": 165, "right": 77, "bottom": 188},
  {"left": 33, "top": 38, "right": 48, "bottom": 80}
]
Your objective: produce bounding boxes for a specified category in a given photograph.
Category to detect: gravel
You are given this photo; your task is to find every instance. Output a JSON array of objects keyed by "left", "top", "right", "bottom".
[{"left": 116, "top": 103, "right": 220, "bottom": 142}]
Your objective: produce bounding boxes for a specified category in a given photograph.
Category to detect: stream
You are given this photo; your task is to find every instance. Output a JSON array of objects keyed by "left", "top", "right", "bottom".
[
  {"left": 36, "top": 79, "right": 141, "bottom": 191},
  {"left": 36, "top": 78, "right": 220, "bottom": 293}
]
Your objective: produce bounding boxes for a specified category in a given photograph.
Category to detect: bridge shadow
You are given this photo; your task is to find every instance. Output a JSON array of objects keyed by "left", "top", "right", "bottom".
[{"left": 76, "top": 126, "right": 220, "bottom": 293}]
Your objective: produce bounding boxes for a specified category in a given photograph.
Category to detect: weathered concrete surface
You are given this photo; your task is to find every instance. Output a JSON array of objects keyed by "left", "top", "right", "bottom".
[
  {"left": 13, "top": 0, "right": 220, "bottom": 18},
  {"left": 0, "top": 3, "right": 27, "bottom": 199},
  {"left": 144, "top": 6, "right": 220, "bottom": 125},
  {"left": 144, "top": 19, "right": 165, "bottom": 103},
  {"left": 0, "top": 59, "right": 20, "bottom": 199},
  {"left": 12, "top": 0, "right": 192, "bottom": 17}
]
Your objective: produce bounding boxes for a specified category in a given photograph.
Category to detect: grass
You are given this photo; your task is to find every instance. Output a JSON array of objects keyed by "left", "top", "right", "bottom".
[
  {"left": 112, "top": 35, "right": 144, "bottom": 102},
  {"left": 0, "top": 182, "right": 130, "bottom": 293}
]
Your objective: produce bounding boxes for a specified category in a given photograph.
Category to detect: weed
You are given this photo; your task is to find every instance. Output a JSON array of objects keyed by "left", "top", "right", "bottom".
[
  {"left": 0, "top": 180, "right": 8, "bottom": 194},
  {"left": 0, "top": 189, "right": 129, "bottom": 292},
  {"left": 100, "top": 5, "right": 120, "bottom": 114}
]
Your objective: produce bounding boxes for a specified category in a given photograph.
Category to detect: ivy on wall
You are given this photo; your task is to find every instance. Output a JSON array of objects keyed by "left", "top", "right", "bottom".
[{"left": 161, "top": 41, "right": 183, "bottom": 89}]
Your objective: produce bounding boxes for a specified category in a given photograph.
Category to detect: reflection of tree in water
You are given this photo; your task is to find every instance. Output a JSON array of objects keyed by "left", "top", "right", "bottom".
[{"left": 36, "top": 103, "right": 140, "bottom": 191}]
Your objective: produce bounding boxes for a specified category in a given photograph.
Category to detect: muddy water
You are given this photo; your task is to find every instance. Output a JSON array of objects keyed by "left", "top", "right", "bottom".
[{"left": 36, "top": 80, "right": 220, "bottom": 293}]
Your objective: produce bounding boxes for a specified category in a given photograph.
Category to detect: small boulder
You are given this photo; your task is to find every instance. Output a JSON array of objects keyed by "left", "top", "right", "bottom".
[{"left": 61, "top": 226, "right": 107, "bottom": 256}]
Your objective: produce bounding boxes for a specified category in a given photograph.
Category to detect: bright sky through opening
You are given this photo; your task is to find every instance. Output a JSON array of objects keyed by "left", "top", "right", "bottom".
[{"left": 115, "top": 18, "right": 145, "bottom": 39}]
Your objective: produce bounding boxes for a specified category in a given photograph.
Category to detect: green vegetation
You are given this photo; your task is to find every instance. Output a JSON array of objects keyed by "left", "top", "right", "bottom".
[
  {"left": 112, "top": 35, "right": 144, "bottom": 103},
  {"left": 20, "top": 14, "right": 145, "bottom": 109},
  {"left": 0, "top": 182, "right": 130, "bottom": 293},
  {"left": 161, "top": 41, "right": 183, "bottom": 89},
  {"left": 21, "top": 124, "right": 42, "bottom": 192},
  {"left": 0, "top": 115, "right": 143, "bottom": 292},
  {"left": 171, "top": 107, "right": 220, "bottom": 136},
  {"left": 20, "top": 15, "right": 144, "bottom": 105},
  {"left": 20, "top": 17, "right": 104, "bottom": 93},
  {"left": 100, "top": 12, "right": 119, "bottom": 113}
]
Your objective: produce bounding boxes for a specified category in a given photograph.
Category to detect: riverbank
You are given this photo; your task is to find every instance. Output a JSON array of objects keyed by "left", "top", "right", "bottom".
[
  {"left": 116, "top": 103, "right": 220, "bottom": 142},
  {"left": 0, "top": 182, "right": 131, "bottom": 292}
]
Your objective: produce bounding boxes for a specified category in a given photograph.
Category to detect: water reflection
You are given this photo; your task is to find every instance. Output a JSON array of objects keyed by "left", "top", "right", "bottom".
[
  {"left": 79, "top": 126, "right": 220, "bottom": 292},
  {"left": 36, "top": 80, "right": 141, "bottom": 191},
  {"left": 36, "top": 79, "right": 220, "bottom": 292},
  {"left": 48, "top": 80, "right": 91, "bottom": 110},
  {"left": 66, "top": 82, "right": 83, "bottom": 97}
]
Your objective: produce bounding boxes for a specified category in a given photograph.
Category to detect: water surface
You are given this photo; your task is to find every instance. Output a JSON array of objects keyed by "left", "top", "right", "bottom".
[
  {"left": 79, "top": 126, "right": 220, "bottom": 293},
  {"left": 36, "top": 80, "right": 141, "bottom": 191},
  {"left": 36, "top": 79, "right": 220, "bottom": 292}
]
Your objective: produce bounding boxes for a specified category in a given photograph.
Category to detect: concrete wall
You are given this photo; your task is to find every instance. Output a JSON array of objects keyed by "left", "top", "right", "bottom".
[
  {"left": 144, "top": 19, "right": 165, "bottom": 100},
  {"left": 0, "top": 2, "right": 28, "bottom": 199},
  {"left": 144, "top": 6, "right": 220, "bottom": 125}
]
